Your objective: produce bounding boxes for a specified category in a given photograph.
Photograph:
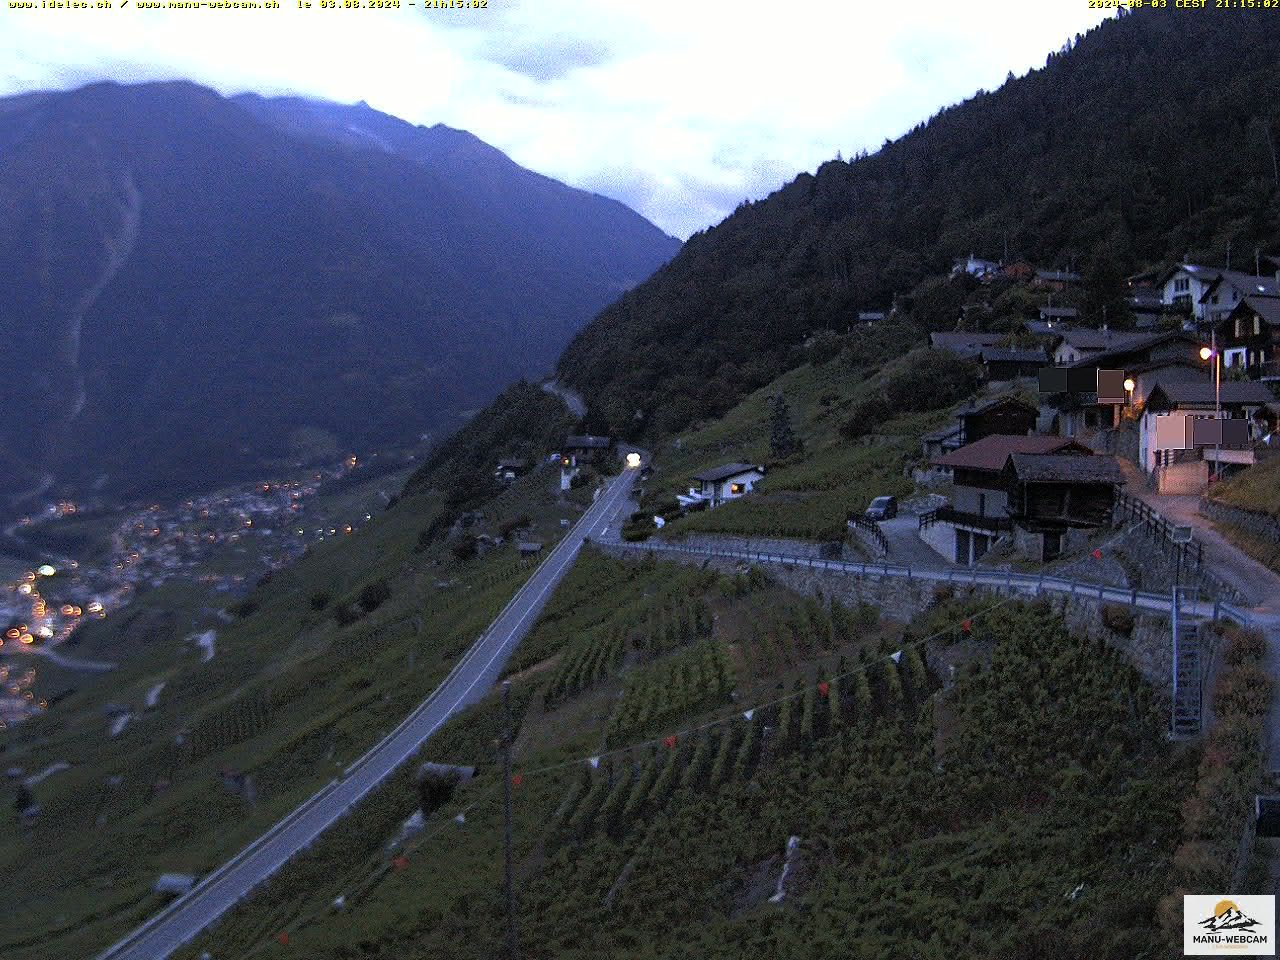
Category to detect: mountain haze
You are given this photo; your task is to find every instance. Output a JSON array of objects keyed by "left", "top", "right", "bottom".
[{"left": 0, "top": 81, "right": 678, "bottom": 507}]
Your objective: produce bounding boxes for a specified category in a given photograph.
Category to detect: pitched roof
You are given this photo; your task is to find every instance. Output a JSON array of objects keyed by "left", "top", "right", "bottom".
[
  {"left": 1035, "top": 269, "right": 1081, "bottom": 283},
  {"left": 980, "top": 347, "right": 1046, "bottom": 364},
  {"left": 1038, "top": 306, "right": 1079, "bottom": 318},
  {"left": 1231, "top": 295, "right": 1280, "bottom": 328},
  {"left": 933, "top": 434, "right": 1085, "bottom": 471},
  {"left": 929, "top": 331, "right": 1005, "bottom": 353},
  {"left": 692, "top": 462, "right": 763, "bottom": 483},
  {"left": 1057, "top": 328, "right": 1154, "bottom": 352},
  {"left": 1148, "top": 379, "right": 1275, "bottom": 407},
  {"left": 1007, "top": 453, "right": 1124, "bottom": 484},
  {"left": 956, "top": 394, "right": 1038, "bottom": 416},
  {"left": 1064, "top": 330, "right": 1201, "bottom": 370},
  {"left": 1200, "top": 270, "right": 1280, "bottom": 301}
]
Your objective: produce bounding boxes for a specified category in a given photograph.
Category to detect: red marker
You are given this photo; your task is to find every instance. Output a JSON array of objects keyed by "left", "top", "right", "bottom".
[
  {"left": 961, "top": 618, "right": 972, "bottom": 634},
  {"left": 511, "top": 774, "right": 523, "bottom": 786},
  {"left": 1091, "top": 549, "right": 1103, "bottom": 560},
  {"left": 392, "top": 855, "right": 409, "bottom": 870},
  {"left": 817, "top": 681, "right": 830, "bottom": 697},
  {"left": 663, "top": 735, "right": 677, "bottom": 748},
  {"left": 277, "top": 932, "right": 290, "bottom": 945}
]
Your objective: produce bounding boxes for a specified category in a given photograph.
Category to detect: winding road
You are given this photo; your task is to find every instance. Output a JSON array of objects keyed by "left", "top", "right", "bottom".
[{"left": 95, "top": 465, "right": 639, "bottom": 960}]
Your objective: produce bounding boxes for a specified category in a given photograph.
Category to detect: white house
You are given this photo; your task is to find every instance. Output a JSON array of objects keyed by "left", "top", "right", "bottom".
[
  {"left": 1137, "top": 379, "right": 1274, "bottom": 493},
  {"left": 1158, "top": 264, "right": 1221, "bottom": 320},
  {"left": 1197, "top": 270, "right": 1280, "bottom": 329},
  {"left": 684, "top": 463, "right": 765, "bottom": 509},
  {"left": 951, "top": 255, "right": 1001, "bottom": 280}
]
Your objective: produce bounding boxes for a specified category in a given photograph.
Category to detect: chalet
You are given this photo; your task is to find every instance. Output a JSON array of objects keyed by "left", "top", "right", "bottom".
[
  {"left": 1002, "top": 453, "right": 1125, "bottom": 561},
  {"left": 857, "top": 310, "right": 886, "bottom": 323},
  {"left": 1033, "top": 269, "right": 1081, "bottom": 290},
  {"left": 929, "top": 331, "right": 1004, "bottom": 359},
  {"left": 980, "top": 346, "right": 1045, "bottom": 382},
  {"left": 1213, "top": 296, "right": 1280, "bottom": 380},
  {"left": 1025, "top": 319, "right": 1071, "bottom": 339},
  {"left": 952, "top": 255, "right": 1001, "bottom": 280},
  {"left": 561, "top": 435, "right": 612, "bottom": 467},
  {"left": 1157, "top": 263, "right": 1219, "bottom": 320},
  {"left": 682, "top": 463, "right": 765, "bottom": 509},
  {"left": 920, "top": 395, "right": 1037, "bottom": 463},
  {"left": 929, "top": 434, "right": 1089, "bottom": 564},
  {"left": 1197, "top": 271, "right": 1280, "bottom": 329},
  {"left": 1138, "top": 379, "right": 1275, "bottom": 492}
]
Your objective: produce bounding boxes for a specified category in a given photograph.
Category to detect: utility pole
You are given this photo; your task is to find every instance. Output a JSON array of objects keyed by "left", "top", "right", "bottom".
[{"left": 501, "top": 681, "right": 519, "bottom": 960}]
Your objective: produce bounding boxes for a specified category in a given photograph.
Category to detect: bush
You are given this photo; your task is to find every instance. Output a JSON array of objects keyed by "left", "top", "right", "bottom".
[
  {"left": 332, "top": 603, "right": 363, "bottom": 627},
  {"left": 498, "top": 514, "right": 532, "bottom": 539},
  {"left": 451, "top": 534, "right": 478, "bottom": 564},
  {"left": 309, "top": 591, "right": 332, "bottom": 611},
  {"left": 358, "top": 578, "right": 391, "bottom": 613},
  {"left": 839, "top": 395, "right": 892, "bottom": 440},
  {"left": 232, "top": 597, "right": 259, "bottom": 619},
  {"left": 1101, "top": 603, "right": 1135, "bottom": 636}
]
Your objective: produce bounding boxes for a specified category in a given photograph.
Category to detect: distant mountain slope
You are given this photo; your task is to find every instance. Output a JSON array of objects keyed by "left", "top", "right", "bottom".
[
  {"left": 557, "top": 8, "right": 1280, "bottom": 437},
  {"left": 0, "top": 81, "right": 679, "bottom": 506}
]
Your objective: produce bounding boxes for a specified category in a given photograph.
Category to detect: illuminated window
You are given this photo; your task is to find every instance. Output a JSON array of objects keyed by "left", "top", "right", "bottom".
[{"left": 730, "top": 483, "right": 744, "bottom": 495}]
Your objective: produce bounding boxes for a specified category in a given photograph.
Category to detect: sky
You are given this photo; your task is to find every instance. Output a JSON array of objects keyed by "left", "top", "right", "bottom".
[{"left": 0, "top": 1, "right": 1110, "bottom": 239}]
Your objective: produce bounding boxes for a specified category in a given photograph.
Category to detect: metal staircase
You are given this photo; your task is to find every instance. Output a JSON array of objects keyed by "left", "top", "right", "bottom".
[{"left": 1171, "top": 621, "right": 1203, "bottom": 739}]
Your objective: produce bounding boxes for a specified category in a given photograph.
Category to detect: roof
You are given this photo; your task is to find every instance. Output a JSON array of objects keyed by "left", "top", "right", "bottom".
[
  {"left": 1024, "top": 319, "right": 1071, "bottom": 336},
  {"left": 1057, "top": 328, "right": 1154, "bottom": 353},
  {"left": 922, "top": 424, "right": 962, "bottom": 443},
  {"left": 1155, "top": 262, "right": 1218, "bottom": 287},
  {"left": 1007, "top": 453, "right": 1124, "bottom": 484},
  {"left": 929, "top": 331, "right": 1005, "bottom": 352},
  {"left": 692, "top": 462, "right": 763, "bottom": 483},
  {"left": 1200, "top": 269, "right": 1280, "bottom": 301},
  {"left": 980, "top": 347, "right": 1046, "bottom": 364},
  {"left": 933, "top": 434, "right": 1086, "bottom": 471},
  {"left": 858, "top": 310, "right": 886, "bottom": 321},
  {"left": 1229, "top": 295, "right": 1280, "bottom": 328},
  {"left": 956, "top": 394, "right": 1038, "bottom": 417},
  {"left": 564, "top": 434, "right": 611, "bottom": 449},
  {"left": 1036, "top": 269, "right": 1081, "bottom": 283},
  {"left": 1038, "top": 306, "right": 1079, "bottom": 318},
  {"left": 1064, "top": 330, "right": 1201, "bottom": 370},
  {"left": 1148, "top": 379, "right": 1275, "bottom": 407}
]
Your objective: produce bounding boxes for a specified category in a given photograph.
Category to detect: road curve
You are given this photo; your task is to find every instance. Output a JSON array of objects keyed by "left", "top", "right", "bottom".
[{"left": 96, "top": 467, "right": 638, "bottom": 960}]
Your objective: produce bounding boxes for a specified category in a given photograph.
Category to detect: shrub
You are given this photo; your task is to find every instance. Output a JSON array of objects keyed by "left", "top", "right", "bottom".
[
  {"left": 451, "top": 534, "right": 478, "bottom": 564},
  {"left": 332, "top": 603, "right": 363, "bottom": 627},
  {"left": 358, "top": 578, "right": 391, "bottom": 613},
  {"left": 498, "top": 514, "right": 532, "bottom": 539},
  {"left": 839, "top": 395, "right": 891, "bottom": 440},
  {"left": 309, "top": 591, "right": 332, "bottom": 611},
  {"left": 1100, "top": 603, "right": 1135, "bottom": 636}
]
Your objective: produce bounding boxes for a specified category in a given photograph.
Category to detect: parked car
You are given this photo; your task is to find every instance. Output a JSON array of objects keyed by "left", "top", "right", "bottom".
[{"left": 864, "top": 495, "right": 898, "bottom": 521}]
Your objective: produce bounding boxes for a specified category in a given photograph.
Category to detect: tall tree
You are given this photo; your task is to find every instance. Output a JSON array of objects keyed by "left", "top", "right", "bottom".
[{"left": 769, "top": 393, "right": 803, "bottom": 460}]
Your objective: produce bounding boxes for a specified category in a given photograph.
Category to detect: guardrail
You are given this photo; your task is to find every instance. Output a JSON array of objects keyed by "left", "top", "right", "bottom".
[
  {"left": 610, "top": 540, "right": 1250, "bottom": 625},
  {"left": 1114, "top": 490, "right": 1204, "bottom": 569}
]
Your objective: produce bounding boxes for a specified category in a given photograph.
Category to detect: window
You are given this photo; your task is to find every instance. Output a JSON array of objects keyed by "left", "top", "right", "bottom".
[
  {"left": 1236, "top": 317, "right": 1244, "bottom": 337},
  {"left": 729, "top": 482, "right": 744, "bottom": 495},
  {"left": 1174, "top": 277, "right": 1189, "bottom": 293},
  {"left": 1255, "top": 316, "right": 1262, "bottom": 335},
  {"left": 977, "top": 493, "right": 986, "bottom": 516}
]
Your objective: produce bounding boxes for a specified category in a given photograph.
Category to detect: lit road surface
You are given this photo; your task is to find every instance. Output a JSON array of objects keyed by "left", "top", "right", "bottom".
[{"left": 96, "top": 466, "right": 639, "bottom": 960}]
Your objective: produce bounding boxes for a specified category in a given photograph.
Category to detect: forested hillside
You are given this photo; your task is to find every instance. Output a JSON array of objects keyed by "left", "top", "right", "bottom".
[{"left": 558, "top": 8, "right": 1280, "bottom": 437}]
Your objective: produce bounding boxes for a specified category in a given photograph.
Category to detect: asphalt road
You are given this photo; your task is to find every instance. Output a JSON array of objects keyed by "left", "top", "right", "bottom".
[{"left": 96, "top": 466, "right": 639, "bottom": 960}]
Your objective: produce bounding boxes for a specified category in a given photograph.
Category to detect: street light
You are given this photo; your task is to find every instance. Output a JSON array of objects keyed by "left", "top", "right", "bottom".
[{"left": 1200, "top": 338, "right": 1222, "bottom": 481}]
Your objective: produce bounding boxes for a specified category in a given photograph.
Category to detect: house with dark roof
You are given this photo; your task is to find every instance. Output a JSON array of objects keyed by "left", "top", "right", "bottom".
[
  {"left": 1052, "top": 328, "right": 1153, "bottom": 366},
  {"left": 1198, "top": 271, "right": 1280, "bottom": 328},
  {"left": 1033, "top": 269, "right": 1081, "bottom": 290},
  {"left": 561, "top": 434, "right": 613, "bottom": 468},
  {"left": 980, "top": 346, "right": 1045, "bottom": 382},
  {"left": 1002, "top": 453, "right": 1125, "bottom": 561},
  {"left": 1037, "top": 305, "right": 1079, "bottom": 324},
  {"left": 857, "top": 310, "right": 886, "bottom": 323},
  {"left": 929, "top": 331, "right": 1005, "bottom": 358},
  {"left": 920, "top": 395, "right": 1037, "bottom": 463},
  {"left": 1157, "top": 263, "right": 1220, "bottom": 319},
  {"left": 927, "top": 434, "right": 1090, "bottom": 564},
  {"left": 952, "top": 255, "right": 1001, "bottom": 280},
  {"left": 681, "top": 463, "right": 765, "bottom": 509},
  {"left": 1138, "top": 379, "right": 1276, "bottom": 492},
  {"left": 1213, "top": 296, "right": 1280, "bottom": 380}
]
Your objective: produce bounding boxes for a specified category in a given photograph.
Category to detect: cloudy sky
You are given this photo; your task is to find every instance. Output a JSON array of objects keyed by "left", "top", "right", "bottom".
[{"left": 1, "top": 1, "right": 1109, "bottom": 238}]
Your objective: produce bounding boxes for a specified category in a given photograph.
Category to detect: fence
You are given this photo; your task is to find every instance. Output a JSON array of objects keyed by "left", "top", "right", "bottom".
[
  {"left": 610, "top": 540, "right": 1251, "bottom": 626},
  {"left": 1113, "top": 491, "right": 1204, "bottom": 569},
  {"left": 846, "top": 515, "right": 889, "bottom": 555}
]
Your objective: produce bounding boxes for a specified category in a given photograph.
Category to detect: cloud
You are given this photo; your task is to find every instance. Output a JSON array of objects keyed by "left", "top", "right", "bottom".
[{"left": 0, "top": 1, "right": 1110, "bottom": 238}]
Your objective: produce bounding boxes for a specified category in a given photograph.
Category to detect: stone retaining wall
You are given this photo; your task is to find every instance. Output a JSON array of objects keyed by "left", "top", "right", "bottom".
[
  {"left": 601, "top": 544, "right": 1174, "bottom": 687},
  {"left": 1201, "top": 498, "right": 1280, "bottom": 546}
]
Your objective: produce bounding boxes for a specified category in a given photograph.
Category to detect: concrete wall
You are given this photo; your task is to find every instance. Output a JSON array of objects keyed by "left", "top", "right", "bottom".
[
  {"left": 951, "top": 485, "right": 1008, "bottom": 517},
  {"left": 1200, "top": 498, "right": 1280, "bottom": 546}
]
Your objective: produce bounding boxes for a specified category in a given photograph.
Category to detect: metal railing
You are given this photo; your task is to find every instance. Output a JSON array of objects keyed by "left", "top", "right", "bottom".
[
  {"left": 846, "top": 515, "right": 889, "bottom": 555},
  {"left": 610, "top": 539, "right": 1251, "bottom": 625},
  {"left": 1113, "top": 491, "right": 1204, "bottom": 569}
]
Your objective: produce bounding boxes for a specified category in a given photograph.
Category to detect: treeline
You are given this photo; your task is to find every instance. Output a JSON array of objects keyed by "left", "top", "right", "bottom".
[{"left": 558, "top": 8, "right": 1280, "bottom": 439}]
